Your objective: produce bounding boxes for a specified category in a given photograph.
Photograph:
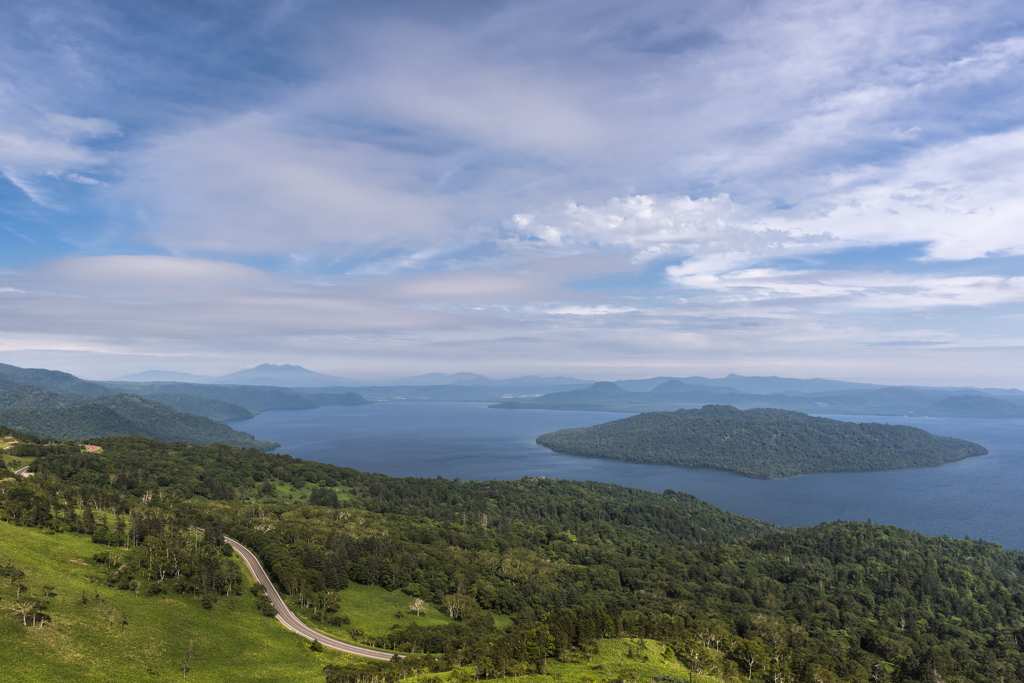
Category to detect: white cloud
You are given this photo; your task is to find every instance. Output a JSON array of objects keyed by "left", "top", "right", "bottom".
[
  {"left": 67, "top": 0, "right": 1024, "bottom": 265},
  {"left": 0, "top": 85, "right": 118, "bottom": 203},
  {"left": 666, "top": 266, "right": 1024, "bottom": 310},
  {"left": 1, "top": 255, "right": 460, "bottom": 340},
  {"left": 3, "top": 252, "right": 1024, "bottom": 386},
  {"left": 508, "top": 194, "right": 830, "bottom": 259},
  {"left": 329, "top": 24, "right": 605, "bottom": 155},
  {"left": 65, "top": 172, "right": 101, "bottom": 185},
  {"left": 771, "top": 127, "right": 1024, "bottom": 260},
  {"left": 383, "top": 270, "right": 550, "bottom": 303},
  {"left": 124, "top": 113, "right": 458, "bottom": 254},
  {"left": 545, "top": 305, "right": 639, "bottom": 316},
  {"left": 509, "top": 123, "right": 1024, "bottom": 314}
]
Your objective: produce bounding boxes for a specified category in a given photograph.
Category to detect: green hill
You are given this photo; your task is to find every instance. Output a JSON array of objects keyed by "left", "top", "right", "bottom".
[
  {"left": 0, "top": 362, "right": 112, "bottom": 396},
  {"left": 132, "top": 393, "right": 255, "bottom": 421},
  {"left": 6, "top": 433, "right": 1024, "bottom": 683},
  {"left": 301, "top": 392, "right": 373, "bottom": 406},
  {"left": 0, "top": 364, "right": 376, "bottom": 449},
  {"left": 0, "top": 384, "right": 91, "bottom": 409},
  {"left": 0, "top": 391, "right": 277, "bottom": 450},
  {"left": 0, "top": 404, "right": 139, "bottom": 441},
  {"left": 536, "top": 404, "right": 987, "bottom": 478},
  {"left": 0, "top": 382, "right": 258, "bottom": 423},
  {"left": 924, "top": 393, "right": 1024, "bottom": 418},
  {"left": 0, "top": 522, "right": 356, "bottom": 682},
  {"left": 102, "top": 380, "right": 318, "bottom": 412}
]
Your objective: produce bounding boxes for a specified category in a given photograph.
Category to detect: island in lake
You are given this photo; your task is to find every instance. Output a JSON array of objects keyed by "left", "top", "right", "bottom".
[{"left": 536, "top": 404, "right": 988, "bottom": 478}]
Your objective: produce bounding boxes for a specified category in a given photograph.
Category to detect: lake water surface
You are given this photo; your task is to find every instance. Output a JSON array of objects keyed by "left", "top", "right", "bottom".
[{"left": 227, "top": 402, "right": 1024, "bottom": 550}]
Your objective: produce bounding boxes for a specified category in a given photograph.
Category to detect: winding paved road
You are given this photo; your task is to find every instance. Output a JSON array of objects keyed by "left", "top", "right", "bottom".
[
  {"left": 225, "top": 536, "right": 398, "bottom": 661},
  {"left": 14, "top": 466, "right": 30, "bottom": 477}
]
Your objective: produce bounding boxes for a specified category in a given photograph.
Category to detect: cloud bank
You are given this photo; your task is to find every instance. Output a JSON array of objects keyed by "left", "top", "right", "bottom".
[{"left": 1, "top": 0, "right": 1023, "bottom": 385}]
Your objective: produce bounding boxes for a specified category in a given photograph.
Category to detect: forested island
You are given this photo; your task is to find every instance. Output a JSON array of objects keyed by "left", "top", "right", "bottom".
[
  {"left": 536, "top": 405, "right": 987, "bottom": 478},
  {"left": 3, "top": 428, "right": 1023, "bottom": 682}
]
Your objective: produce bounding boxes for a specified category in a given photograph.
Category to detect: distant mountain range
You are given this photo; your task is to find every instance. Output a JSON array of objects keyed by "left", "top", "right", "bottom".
[
  {"left": 492, "top": 379, "right": 1024, "bottom": 418},
  {"left": 394, "top": 373, "right": 592, "bottom": 387},
  {"left": 115, "top": 364, "right": 904, "bottom": 393},
  {"left": 612, "top": 374, "right": 887, "bottom": 394},
  {"left": 116, "top": 363, "right": 363, "bottom": 388},
  {"left": 116, "top": 365, "right": 593, "bottom": 388},
  {"left": 5, "top": 359, "right": 1024, "bottom": 447},
  {"left": 113, "top": 363, "right": 1024, "bottom": 398},
  {"left": 0, "top": 362, "right": 372, "bottom": 448}
]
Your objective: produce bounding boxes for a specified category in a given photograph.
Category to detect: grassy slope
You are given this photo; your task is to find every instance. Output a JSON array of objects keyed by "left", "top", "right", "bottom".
[
  {"left": 406, "top": 638, "right": 721, "bottom": 683},
  {"left": 2, "top": 438, "right": 35, "bottom": 472},
  {"left": 289, "top": 583, "right": 455, "bottom": 641},
  {"left": 2, "top": 456, "right": 33, "bottom": 473},
  {"left": 0, "top": 522, "right": 362, "bottom": 682}
]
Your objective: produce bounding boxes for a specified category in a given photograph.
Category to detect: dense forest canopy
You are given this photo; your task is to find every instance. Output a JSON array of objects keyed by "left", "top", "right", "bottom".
[
  {"left": 0, "top": 390, "right": 278, "bottom": 450},
  {"left": 536, "top": 405, "right": 987, "bottom": 478},
  {"left": 3, "top": 430, "right": 1023, "bottom": 682}
]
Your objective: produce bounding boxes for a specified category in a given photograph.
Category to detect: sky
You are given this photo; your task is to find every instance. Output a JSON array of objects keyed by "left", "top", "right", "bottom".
[{"left": 1, "top": 0, "right": 1024, "bottom": 386}]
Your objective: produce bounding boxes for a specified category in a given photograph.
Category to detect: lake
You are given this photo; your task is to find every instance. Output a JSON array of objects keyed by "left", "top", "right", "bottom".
[{"left": 227, "top": 402, "right": 1024, "bottom": 550}]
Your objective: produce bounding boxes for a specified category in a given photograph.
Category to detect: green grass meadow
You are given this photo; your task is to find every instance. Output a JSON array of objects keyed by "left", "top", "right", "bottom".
[
  {"left": 2, "top": 452, "right": 35, "bottom": 472},
  {"left": 289, "top": 582, "right": 455, "bottom": 641},
  {"left": 287, "top": 580, "right": 514, "bottom": 644},
  {"left": 0, "top": 521, "right": 362, "bottom": 682},
  {"left": 404, "top": 637, "right": 720, "bottom": 683}
]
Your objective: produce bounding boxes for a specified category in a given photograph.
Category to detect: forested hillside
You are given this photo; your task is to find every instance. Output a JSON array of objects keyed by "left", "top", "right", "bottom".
[
  {"left": 0, "top": 389, "right": 277, "bottom": 449},
  {"left": 3, "top": 433, "right": 1023, "bottom": 682},
  {"left": 140, "top": 392, "right": 257, "bottom": 421},
  {"left": 101, "top": 380, "right": 320, "bottom": 412},
  {"left": 536, "top": 405, "right": 987, "bottom": 478},
  {"left": 0, "top": 364, "right": 378, "bottom": 450},
  {"left": 0, "top": 362, "right": 111, "bottom": 396}
]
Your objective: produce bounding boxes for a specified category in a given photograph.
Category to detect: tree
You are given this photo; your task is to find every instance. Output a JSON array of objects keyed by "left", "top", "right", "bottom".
[
  {"left": 314, "top": 591, "right": 339, "bottom": 622},
  {"left": 734, "top": 639, "right": 766, "bottom": 679},
  {"left": 409, "top": 598, "right": 427, "bottom": 616},
  {"left": 11, "top": 599, "right": 35, "bottom": 626},
  {"left": 443, "top": 594, "right": 467, "bottom": 619}
]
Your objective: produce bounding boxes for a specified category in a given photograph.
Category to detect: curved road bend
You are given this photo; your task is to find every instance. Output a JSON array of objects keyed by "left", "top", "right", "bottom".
[
  {"left": 14, "top": 466, "right": 30, "bottom": 477},
  {"left": 225, "top": 536, "right": 398, "bottom": 661}
]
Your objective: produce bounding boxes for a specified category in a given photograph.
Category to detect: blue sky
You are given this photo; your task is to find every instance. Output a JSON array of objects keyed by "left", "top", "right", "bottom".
[{"left": 2, "top": 0, "right": 1024, "bottom": 385}]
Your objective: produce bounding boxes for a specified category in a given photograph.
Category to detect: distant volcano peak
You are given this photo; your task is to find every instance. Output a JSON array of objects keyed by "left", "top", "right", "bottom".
[{"left": 585, "top": 381, "right": 627, "bottom": 393}]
